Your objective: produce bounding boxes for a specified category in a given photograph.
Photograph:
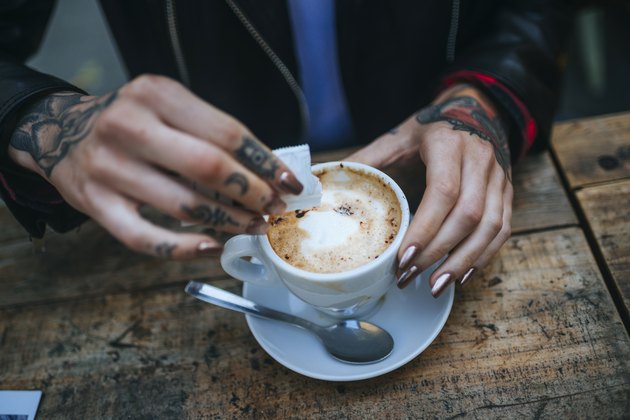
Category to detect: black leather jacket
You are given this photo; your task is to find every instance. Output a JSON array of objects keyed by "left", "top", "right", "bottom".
[{"left": 0, "top": 0, "right": 575, "bottom": 237}]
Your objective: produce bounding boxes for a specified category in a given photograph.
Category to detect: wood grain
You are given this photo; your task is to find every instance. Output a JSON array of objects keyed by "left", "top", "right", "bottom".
[
  {"left": 510, "top": 152, "right": 577, "bottom": 232},
  {"left": 1, "top": 228, "right": 628, "bottom": 418},
  {"left": 0, "top": 220, "right": 225, "bottom": 307},
  {"left": 552, "top": 111, "right": 630, "bottom": 188},
  {"left": 577, "top": 179, "right": 630, "bottom": 318}
]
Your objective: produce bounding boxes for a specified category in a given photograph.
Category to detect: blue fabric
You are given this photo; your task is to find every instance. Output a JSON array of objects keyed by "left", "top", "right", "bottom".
[{"left": 287, "top": 0, "right": 354, "bottom": 150}]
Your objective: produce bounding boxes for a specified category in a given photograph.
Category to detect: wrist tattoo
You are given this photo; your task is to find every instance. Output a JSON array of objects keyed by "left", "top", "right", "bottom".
[
  {"left": 235, "top": 136, "right": 279, "bottom": 180},
  {"left": 224, "top": 172, "right": 249, "bottom": 196},
  {"left": 181, "top": 204, "right": 240, "bottom": 227},
  {"left": 10, "top": 91, "right": 118, "bottom": 178},
  {"left": 416, "top": 96, "right": 511, "bottom": 180}
]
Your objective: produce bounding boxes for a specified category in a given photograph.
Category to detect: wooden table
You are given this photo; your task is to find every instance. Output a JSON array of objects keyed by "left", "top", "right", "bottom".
[{"left": 1, "top": 113, "right": 629, "bottom": 418}]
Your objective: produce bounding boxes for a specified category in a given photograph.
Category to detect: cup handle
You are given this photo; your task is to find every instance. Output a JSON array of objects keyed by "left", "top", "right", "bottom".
[{"left": 220, "top": 235, "right": 281, "bottom": 286}]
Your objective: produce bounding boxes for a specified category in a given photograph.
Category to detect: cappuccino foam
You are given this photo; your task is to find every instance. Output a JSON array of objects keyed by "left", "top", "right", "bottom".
[{"left": 267, "top": 165, "right": 401, "bottom": 273}]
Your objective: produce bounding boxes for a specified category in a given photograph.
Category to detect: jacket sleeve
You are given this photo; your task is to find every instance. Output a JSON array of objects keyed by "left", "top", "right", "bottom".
[
  {"left": 0, "top": 0, "right": 88, "bottom": 238},
  {"left": 441, "top": 0, "right": 577, "bottom": 161}
]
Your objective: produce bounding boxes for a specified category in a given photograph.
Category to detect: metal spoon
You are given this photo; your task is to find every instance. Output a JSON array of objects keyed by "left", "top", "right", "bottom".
[{"left": 185, "top": 280, "right": 394, "bottom": 364}]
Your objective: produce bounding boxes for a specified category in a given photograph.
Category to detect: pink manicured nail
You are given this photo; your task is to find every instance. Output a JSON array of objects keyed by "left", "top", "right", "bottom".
[
  {"left": 398, "top": 245, "right": 419, "bottom": 270},
  {"left": 279, "top": 171, "right": 304, "bottom": 195},
  {"left": 431, "top": 273, "right": 453, "bottom": 298},
  {"left": 397, "top": 265, "right": 418, "bottom": 289},
  {"left": 460, "top": 268, "right": 476, "bottom": 287}
]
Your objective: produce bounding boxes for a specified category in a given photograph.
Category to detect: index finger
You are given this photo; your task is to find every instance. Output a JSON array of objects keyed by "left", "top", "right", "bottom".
[
  {"left": 397, "top": 144, "right": 462, "bottom": 270},
  {"left": 123, "top": 75, "right": 303, "bottom": 195}
]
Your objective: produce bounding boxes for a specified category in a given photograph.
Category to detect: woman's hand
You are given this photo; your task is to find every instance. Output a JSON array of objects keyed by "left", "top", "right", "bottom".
[
  {"left": 8, "top": 74, "right": 303, "bottom": 259},
  {"left": 347, "top": 84, "right": 513, "bottom": 297}
]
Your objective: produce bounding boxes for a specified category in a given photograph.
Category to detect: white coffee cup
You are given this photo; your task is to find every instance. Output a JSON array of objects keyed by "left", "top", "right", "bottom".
[{"left": 220, "top": 161, "right": 410, "bottom": 318}]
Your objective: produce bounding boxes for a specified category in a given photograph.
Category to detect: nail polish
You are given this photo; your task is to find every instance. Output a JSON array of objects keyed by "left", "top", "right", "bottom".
[
  {"left": 279, "top": 171, "right": 304, "bottom": 195},
  {"left": 246, "top": 217, "right": 269, "bottom": 235},
  {"left": 460, "top": 267, "right": 476, "bottom": 287},
  {"left": 397, "top": 265, "right": 418, "bottom": 289},
  {"left": 197, "top": 241, "right": 222, "bottom": 256},
  {"left": 398, "top": 245, "right": 419, "bottom": 270},
  {"left": 431, "top": 273, "right": 452, "bottom": 298}
]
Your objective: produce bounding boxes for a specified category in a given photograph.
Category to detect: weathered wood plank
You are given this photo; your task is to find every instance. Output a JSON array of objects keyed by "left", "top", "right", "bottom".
[
  {"left": 577, "top": 179, "right": 630, "bottom": 318},
  {"left": 552, "top": 111, "right": 630, "bottom": 188},
  {"left": 0, "top": 220, "right": 225, "bottom": 307},
  {"left": 510, "top": 152, "right": 577, "bottom": 232},
  {"left": 1, "top": 228, "right": 628, "bottom": 418}
]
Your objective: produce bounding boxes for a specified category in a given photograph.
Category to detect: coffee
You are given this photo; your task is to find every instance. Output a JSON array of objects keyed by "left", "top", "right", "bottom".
[{"left": 267, "top": 164, "right": 402, "bottom": 274}]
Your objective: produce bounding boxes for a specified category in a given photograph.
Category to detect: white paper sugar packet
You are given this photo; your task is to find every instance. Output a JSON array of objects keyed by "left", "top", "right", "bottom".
[
  {"left": 273, "top": 144, "right": 322, "bottom": 211},
  {"left": 181, "top": 144, "right": 321, "bottom": 227}
]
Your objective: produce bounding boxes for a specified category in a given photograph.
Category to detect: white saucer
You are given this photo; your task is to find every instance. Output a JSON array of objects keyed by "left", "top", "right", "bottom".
[{"left": 243, "top": 275, "right": 454, "bottom": 381}]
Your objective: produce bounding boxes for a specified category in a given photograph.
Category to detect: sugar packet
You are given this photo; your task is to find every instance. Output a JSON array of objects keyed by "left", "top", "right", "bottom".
[{"left": 273, "top": 144, "right": 322, "bottom": 211}]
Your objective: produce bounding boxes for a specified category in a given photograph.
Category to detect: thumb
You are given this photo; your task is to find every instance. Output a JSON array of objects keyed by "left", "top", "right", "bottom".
[
  {"left": 344, "top": 134, "right": 389, "bottom": 167},
  {"left": 344, "top": 125, "right": 419, "bottom": 169}
]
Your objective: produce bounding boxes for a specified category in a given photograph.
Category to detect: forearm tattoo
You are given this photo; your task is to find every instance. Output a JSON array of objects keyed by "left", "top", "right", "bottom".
[
  {"left": 234, "top": 136, "right": 279, "bottom": 180},
  {"left": 181, "top": 204, "right": 239, "bottom": 227},
  {"left": 10, "top": 91, "right": 118, "bottom": 177},
  {"left": 416, "top": 96, "right": 511, "bottom": 180}
]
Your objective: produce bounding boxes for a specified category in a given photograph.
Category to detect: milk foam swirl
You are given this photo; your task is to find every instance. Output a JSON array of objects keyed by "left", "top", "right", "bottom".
[{"left": 267, "top": 165, "right": 402, "bottom": 274}]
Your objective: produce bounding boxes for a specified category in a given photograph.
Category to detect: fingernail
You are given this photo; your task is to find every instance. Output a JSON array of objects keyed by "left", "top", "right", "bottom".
[
  {"left": 279, "top": 171, "right": 304, "bottom": 195},
  {"left": 460, "top": 267, "right": 476, "bottom": 287},
  {"left": 431, "top": 273, "right": 453, "bottom": 298},
  {"left": 398, "top": 244, "right": 419, "bottom": 270},
  {"left": 197, "top": 241, "right": 222, "bottom": 256},
  {"left": 397, "top": 265, "right": 418, "bottom": 289},
  {"left": 264, "top": 194, "right": 287, "bottom": 215},
  {"left": 246, "top": 217, "right": 269, "bottom": 235}
]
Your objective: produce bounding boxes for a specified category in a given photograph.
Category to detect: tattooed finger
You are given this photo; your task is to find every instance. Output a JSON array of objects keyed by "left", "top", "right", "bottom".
[
  {"left": 155, "top": 242, "right": 178, "bottom": 258},
  {"left": 224, "top": 172, "right": 249, "bottom": 196},
  {"left": 180, "top": 203, "right": 268, "bottom": 235},
  {"left": 234, "top": 135, "right": 303, "bottom": 194},
  {"left": 85, "top": 183, "right": 223, "bottom": 259},
  {"left": 181, "top": 204, "right": 239, "bottom": 227}
]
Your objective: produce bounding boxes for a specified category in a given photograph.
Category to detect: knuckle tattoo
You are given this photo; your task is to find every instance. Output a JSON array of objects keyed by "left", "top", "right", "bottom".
[
  {"left": 181, "top": 204, "right": 240, "bottom": 227},
  {"left": 154, "top": 242, "right": 178, "bottom": 258},
  {"left": 234, "top": 135, "right": 279, "bottom": 180},
  {"left": 224, "top": 172, "right": 249, "bottom": 196}
]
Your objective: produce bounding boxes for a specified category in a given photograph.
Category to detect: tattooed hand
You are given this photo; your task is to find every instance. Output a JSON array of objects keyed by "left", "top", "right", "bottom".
[
  {"left": 346, "top": 84, "right": 513, "bottom": 297},
  {"left": 8, "top": 74, "right": 303, "bottom": 259}
]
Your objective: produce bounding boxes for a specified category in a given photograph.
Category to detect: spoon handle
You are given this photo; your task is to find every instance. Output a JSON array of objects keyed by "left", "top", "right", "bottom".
[{"left": 185, "top": 280, "right": 318, "bottom": 330}]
